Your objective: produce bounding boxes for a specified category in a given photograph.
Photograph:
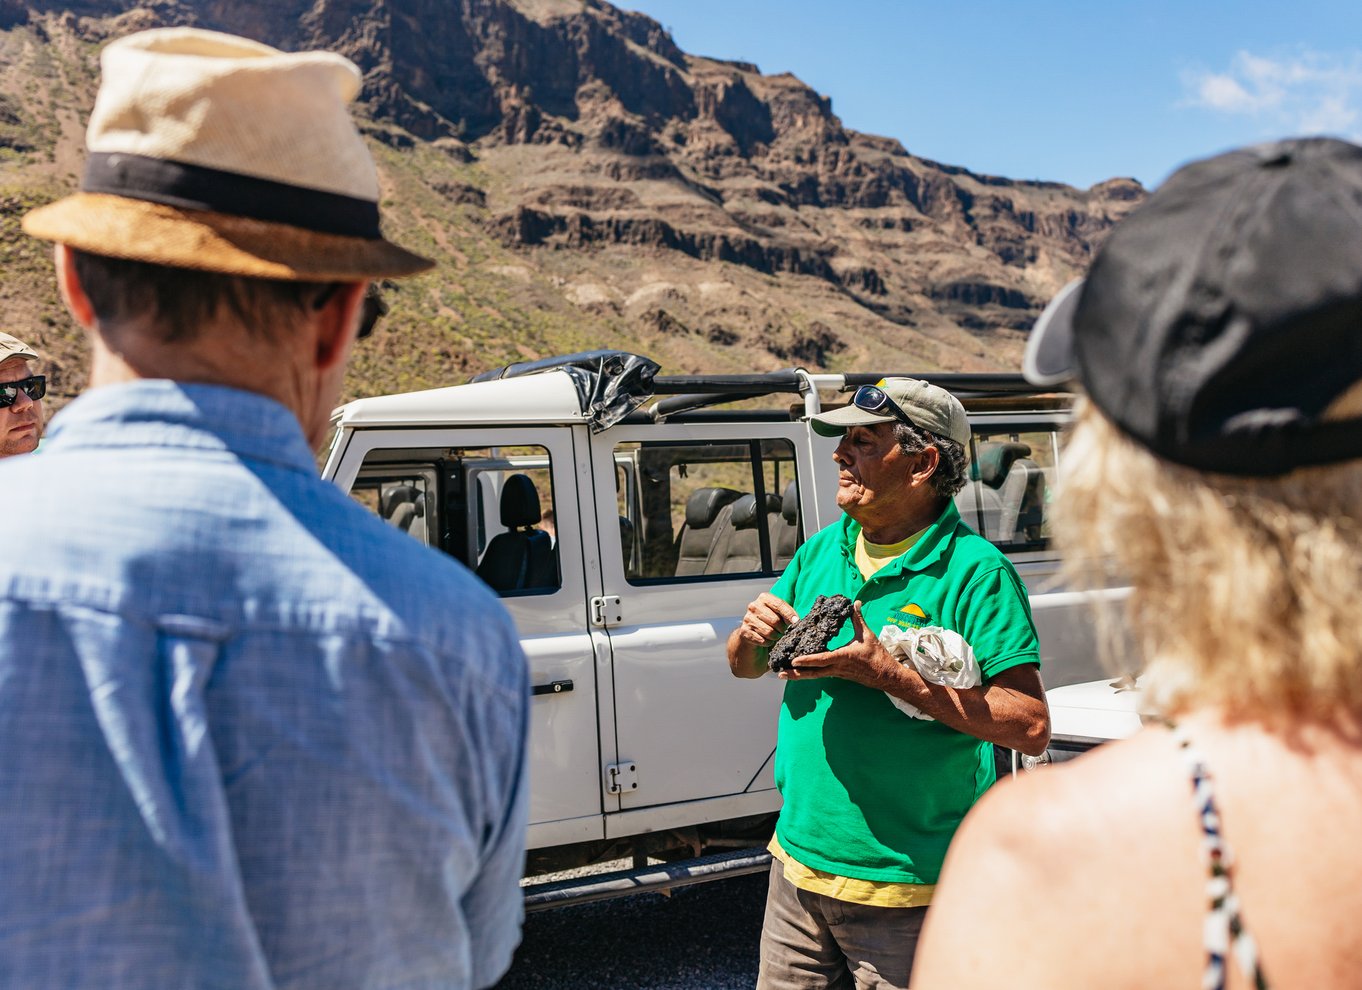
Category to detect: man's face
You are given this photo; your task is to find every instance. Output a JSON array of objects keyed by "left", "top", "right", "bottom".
[
  {"left": 0, "top": 357, "right": 43, "bottom": 457},
  {"left": 832, "top": 422, "right": 920, "bottom": 519}
]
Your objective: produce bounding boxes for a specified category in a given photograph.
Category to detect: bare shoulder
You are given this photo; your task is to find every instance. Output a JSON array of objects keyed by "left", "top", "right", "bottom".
[
  {"left": 963, "top": 728, "right": 1181, "bottom": 860},
  {"left": 914, "top": 728, "right": 1189, "bottom": 989}
]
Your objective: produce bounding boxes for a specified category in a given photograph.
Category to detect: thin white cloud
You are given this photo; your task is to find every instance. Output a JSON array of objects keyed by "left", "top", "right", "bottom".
[
  {"left": 1193, "top": 74, "right": 1257, "bottom": 113},
  {"left": 1181, "top": 49, "right": 1362, "bottom": 139}
]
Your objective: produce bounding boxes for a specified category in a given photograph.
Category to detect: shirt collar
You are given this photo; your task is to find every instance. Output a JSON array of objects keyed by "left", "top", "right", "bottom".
[
  {"left": 44, "top": 380, "right": 319, "bottom": 475},
  {"left": 840, "top": 500, "right": 961, "bottom": 576}
]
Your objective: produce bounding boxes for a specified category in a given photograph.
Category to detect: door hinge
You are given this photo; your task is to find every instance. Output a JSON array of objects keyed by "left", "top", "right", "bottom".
[
  {"left": 605, "top": 761, "right": 638, "bottom": 795},
  {"left": 590, "top": 595, "right": 623, "bottom": 627}
]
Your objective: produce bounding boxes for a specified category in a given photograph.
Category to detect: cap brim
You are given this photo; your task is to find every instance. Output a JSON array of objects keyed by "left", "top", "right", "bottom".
[
  {"left": 23, "top": 194, "right": 434, "bottom": 281},
  {"left": 1023, "top": 278, "right": 1083, "bottom": 387},
  {"left": 809, "top": 404, "right": 895, "bottom": 437}
]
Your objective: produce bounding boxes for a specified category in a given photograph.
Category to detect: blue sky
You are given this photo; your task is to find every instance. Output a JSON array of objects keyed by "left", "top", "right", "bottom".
[{"left": 622, "top": 0, "right": 1362, "bottom": 190}]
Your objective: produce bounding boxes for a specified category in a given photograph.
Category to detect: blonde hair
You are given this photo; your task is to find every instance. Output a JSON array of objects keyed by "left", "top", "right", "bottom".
[{"left": 1056, "top": 390, "right": 1362, "bottom": 721}]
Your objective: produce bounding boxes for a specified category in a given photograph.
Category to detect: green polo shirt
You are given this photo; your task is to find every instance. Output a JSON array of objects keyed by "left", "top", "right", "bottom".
[{"left": 767, "top": 500, "right": 1040, "bottom": 885}]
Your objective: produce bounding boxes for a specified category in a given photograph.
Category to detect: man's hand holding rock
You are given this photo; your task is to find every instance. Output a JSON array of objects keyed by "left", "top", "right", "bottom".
[
  {"left": 780, "top": 600, "right": 903, "bottom": 688},
  {"left": 728, "top": 592, "right": 799, "bottom": 678}
]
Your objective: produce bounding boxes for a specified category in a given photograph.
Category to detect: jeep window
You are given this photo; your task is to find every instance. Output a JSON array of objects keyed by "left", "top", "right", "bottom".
[
  {"left": 615, "top": 438, "right": 801, "bottom": 583},
  {"left": 350, "top": 469, "right": 436, "bottom": 546},
  {"left": 955, "top": 428, "right": 1060, "bottom": 550},
  {"left": 351, "top": 445, "right": 561, "bottom": 597}
]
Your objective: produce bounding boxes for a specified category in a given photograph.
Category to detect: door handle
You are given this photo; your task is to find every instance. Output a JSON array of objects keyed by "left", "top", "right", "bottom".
[{"left": 532, "top": 679, "right": 574, "bottom": 697}]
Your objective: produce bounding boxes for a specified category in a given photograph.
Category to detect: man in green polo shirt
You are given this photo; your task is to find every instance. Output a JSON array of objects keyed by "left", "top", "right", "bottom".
[{"left": 728, "top": 377, "right": 1051, "bottom": 989}]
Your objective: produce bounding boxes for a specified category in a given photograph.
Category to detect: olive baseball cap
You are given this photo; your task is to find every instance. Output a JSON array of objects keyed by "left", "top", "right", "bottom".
[
  {"left": 810, "top": 377, "right": 971, "bottom": 446},
  {"left": 0, "top": 332, "right": 38, "bottom": 365},
  {"left": 1024, "top": 137, "right": 1362, "bottom": 477}
]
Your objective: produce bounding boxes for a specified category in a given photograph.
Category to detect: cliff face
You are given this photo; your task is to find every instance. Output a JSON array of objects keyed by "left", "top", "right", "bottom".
[{"left": 0, "top": 0, "right": 1144, "bottom": 397}]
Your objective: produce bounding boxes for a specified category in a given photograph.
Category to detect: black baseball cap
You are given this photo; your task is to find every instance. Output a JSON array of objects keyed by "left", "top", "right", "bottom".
[{"left": 1024, "top": 137, "right": 1362, "bottom": 477}]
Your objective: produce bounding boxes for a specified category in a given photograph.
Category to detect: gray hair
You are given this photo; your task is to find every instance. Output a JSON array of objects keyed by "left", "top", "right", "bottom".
[
  {"left": 892, "top": 422, "right": 968, "bottom": 499},
  {"left": 69, "top": 249, "right": 330, "bottom": 344}
]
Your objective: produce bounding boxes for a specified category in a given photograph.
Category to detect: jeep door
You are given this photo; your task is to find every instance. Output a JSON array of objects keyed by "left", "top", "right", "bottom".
[
  {"left": 328, "top": 426, "right": 607, "bottom": 850},
  {"left": 952, "top": 413, "right": 1128, "bottom": 693},
  {"left": 587, "top": 422, "right": 813, "bottom": 826}
]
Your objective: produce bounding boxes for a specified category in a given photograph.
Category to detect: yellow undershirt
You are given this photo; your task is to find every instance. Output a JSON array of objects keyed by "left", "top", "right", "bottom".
[
  {"left": 770, "top": 527, "right": 935, "bottom": 908},
  {"left": 854, "top": 529, "right": 922, "bottom": 579},
  {"left": 769, "top": 836, "right": 936, "bottom": 908}
]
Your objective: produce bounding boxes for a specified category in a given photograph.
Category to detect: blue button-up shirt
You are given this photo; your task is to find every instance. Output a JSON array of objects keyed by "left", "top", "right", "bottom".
[{"left": 0, "top": 382, "right": 530, "bottom": 989}]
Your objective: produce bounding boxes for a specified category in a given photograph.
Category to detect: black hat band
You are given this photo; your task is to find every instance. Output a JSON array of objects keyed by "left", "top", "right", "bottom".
[
  {"left": 81, "top": 151, "right": 382, "bottom": 239},
  {"left": 1166, "top": 413, "right": 1362, "bottom": 477}
]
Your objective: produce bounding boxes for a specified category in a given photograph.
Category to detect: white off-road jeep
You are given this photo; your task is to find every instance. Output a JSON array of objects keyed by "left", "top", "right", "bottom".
[{"left": 322, "top": 352, "right": 1137, "bottom": 909}]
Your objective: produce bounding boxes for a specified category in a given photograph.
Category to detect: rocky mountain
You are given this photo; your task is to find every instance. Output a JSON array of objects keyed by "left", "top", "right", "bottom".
[{"left": 0, "top": 0, "right": 1143, "bottom": 409}]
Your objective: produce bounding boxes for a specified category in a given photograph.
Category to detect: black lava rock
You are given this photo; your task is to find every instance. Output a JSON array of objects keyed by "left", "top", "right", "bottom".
[{"left": 768, "top": 594, "right": 854, "bottom": 673}]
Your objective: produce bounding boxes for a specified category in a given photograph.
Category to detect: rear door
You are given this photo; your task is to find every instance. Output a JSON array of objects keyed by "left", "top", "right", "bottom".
[
  {"left": 588, "top": 421, "right": 813, "bottom": 816},
  {"left": 329, "top": 426, "right": 606, "bottom": 849}
]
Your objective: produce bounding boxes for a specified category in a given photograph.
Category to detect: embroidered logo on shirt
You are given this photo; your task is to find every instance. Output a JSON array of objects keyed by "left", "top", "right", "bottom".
[{"left": 886, "top": 602, "right": 930, "bottom": 629}]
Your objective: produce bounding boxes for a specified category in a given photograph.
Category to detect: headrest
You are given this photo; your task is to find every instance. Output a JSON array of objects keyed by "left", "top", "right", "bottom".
[
  {"left": 499, "top": 473, "right": 542, "bottom": 529},
  {"left": 782, "top": 481, "right": 799, "bottom": 524},
  {"left": 380, "top": 484, "right": 417, "bottom": 517},
  {"left": 972, "top": 441, "right": 1032, "bottom": 488},
  {"left": 732, "top": 492, "right": 782, "bottom": 529},
  {"left": 685, "top": 487, "right": 742, "bottom": 529}
]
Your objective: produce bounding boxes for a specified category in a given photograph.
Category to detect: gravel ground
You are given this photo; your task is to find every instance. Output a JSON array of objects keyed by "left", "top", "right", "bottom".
[{"left": 494, "top": 870, "right": 768, "bottom": 989}]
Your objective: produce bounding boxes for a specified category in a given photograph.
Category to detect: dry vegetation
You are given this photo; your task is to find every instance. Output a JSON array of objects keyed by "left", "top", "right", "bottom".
[{"left": 0, "top": 4, "right": 1142, "bottom": 418}]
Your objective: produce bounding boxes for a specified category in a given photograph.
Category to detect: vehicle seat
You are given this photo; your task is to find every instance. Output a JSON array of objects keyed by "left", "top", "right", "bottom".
[
  {"left": 954, "top": 441, "right": 1030, "bottom": 541},
  {"left": 476, "top": 474, "right": 557, "bottom": 593},
  {"left": 774, "top": 481, "right": 801, "bottom": 569},
  {"left": 1000, "top": 457, "right": 1047, "bottom": 542},
  {"left": 674, "top": 487, "right": 742, "bottom": 576},
  {"left": 381, "top": 484, "right": 427, "bottom": 543},
  {"left": 714, "top": 492, "right": 782, "bottom": 574}
]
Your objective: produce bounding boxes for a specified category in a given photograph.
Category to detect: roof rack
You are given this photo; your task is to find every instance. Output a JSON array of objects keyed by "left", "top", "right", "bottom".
[
  {"left": 650, "top": 371, "right": 806, "bottom": 395},
  {"left": 645, "top": 370, "right": 1066, "bottom": 421},
  {"left": 468, "top": 350, "right": 1069, "bottom": 425},
  {"left": 837, "top": 372, "right": 1060, "bottom": 399},
  {"left": 646, "top": 371, "right": 808, "bottom": 422},
  {"left": 649, "top": 370, "right": 1061, "bottom": 398}
]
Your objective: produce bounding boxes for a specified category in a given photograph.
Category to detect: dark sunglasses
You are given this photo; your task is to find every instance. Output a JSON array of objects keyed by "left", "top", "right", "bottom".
[
  {"left": 852, "top": 383, "right": 916, "bottom": 429},
  {"left": 312, "top": 283, "right": 389, "bottom": 340},
  {"left": 358, "top": 283, "right": 389, "bottom": 340},
  {"left": 0, "top": 375, "right": 45, "bottom": 408}
]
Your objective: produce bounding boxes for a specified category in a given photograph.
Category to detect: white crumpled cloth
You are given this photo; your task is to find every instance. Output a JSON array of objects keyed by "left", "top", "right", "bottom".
[{"left": 877, "top": 625, "right": 981, "bottom": 720}]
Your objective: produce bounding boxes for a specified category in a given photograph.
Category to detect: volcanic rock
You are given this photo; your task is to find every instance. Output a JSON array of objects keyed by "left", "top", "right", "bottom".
[{"left": 769, "top": 594, "right": 854, "bottom": 673}]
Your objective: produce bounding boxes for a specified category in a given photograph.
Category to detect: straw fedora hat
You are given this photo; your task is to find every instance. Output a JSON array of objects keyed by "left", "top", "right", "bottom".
[{"left": 23, "top": 28, "right": 433, "bottom": 281}]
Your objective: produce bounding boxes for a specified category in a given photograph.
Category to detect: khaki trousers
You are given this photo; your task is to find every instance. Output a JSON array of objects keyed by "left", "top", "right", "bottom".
[{"left": 755, "top": 861, "right": 927, "bottom": 990}]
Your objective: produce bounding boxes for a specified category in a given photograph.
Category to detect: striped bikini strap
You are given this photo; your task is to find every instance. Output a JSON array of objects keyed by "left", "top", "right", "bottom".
[{"left": 1169, "top": 722, "right": 1270, "bottom": 990}]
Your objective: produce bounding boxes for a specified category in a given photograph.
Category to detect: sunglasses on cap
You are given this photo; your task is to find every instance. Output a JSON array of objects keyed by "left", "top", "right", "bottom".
[
  {"left": 852, "top": 383, "right": 916, "bottom": 430},
  {"left": 312, "top": 283, "right": 389, "bottom": 340},
  {"left": 0, "top": 375, "right": 45, "bottom": 408}
]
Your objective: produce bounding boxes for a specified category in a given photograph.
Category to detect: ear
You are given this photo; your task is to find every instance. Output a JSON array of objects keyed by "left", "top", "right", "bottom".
[
  {"left": 55, "top": 244, "right": 97, "bottom": 331},
  {"left": 909, "top": 444, "right": 941, "bottom": 489},
  {"left": 312, "top": 280, "right": 368, "bottom": 372}
]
